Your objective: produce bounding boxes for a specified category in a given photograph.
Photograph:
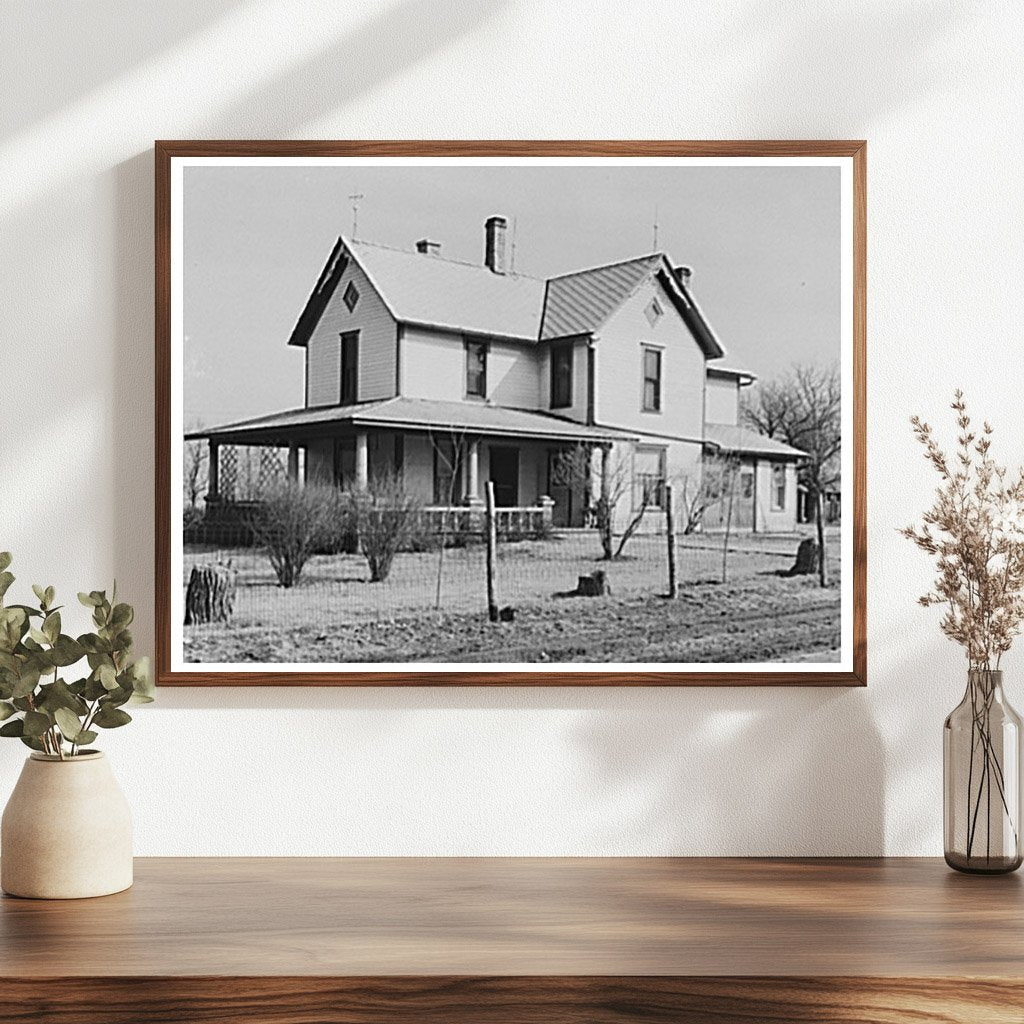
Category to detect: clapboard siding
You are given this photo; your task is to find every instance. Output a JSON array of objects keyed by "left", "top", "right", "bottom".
[
  {"left": 705, "top": 374, "right": 739, "bottom": 426},
  {"left": 306, "top": 254, "right": 397, "bottom": 407},
  {"left": 401, "top": 326, "right": 542, "bottom": 407},
  {"left": 594, "top": 275, "right": 705, "bottom": 443}
]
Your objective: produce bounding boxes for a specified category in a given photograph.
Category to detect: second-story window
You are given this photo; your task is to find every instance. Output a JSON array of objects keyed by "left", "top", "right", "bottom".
[
  {"left": 465, "top": 340, "right": 487, "bottom": 398},
  {"left": 340, "top": 331, "right": 359, "bottom": 405},
  {"left": 642, "top": 346, "right": 662, "bottom": 412},
  {"left": 551, "top": 342, "right": 573, "bottom": 409}
]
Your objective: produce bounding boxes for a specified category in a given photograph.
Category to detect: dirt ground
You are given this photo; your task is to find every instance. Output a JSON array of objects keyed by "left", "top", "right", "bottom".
[{"left": 183, "top": 528, "right": 842, "bottom": 665}]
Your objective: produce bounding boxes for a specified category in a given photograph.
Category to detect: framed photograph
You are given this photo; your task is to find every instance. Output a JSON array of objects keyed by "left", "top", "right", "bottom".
[{"left": 156, "top": 141, "right": 865, "bottom": 686}]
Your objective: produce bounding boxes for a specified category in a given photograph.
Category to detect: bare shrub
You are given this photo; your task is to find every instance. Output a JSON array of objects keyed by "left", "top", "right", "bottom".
[
  {"left": 347, "top": 473, "right": 426, "bottom": 583},
  {"left": 248, "top": 483, "right": 339, "bottom": 588}
]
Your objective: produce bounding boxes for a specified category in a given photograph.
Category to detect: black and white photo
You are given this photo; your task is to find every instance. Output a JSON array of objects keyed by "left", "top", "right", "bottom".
[{"left": 157, "top": 144, "right": 864, "bottom": 684}]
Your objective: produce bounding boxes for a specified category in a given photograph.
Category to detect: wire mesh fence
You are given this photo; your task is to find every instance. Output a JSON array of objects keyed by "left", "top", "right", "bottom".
[{"left": 180, "top": 484, "right": 843, "bottom": 666}]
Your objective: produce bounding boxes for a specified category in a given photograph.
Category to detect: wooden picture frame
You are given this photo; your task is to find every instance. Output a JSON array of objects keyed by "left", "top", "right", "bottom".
[{"left": 156, "top": 140, "right": 866, "bottom": 686}]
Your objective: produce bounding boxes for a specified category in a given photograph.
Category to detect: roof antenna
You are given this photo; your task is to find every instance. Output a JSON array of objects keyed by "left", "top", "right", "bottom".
[
  {"left": 510, "top": 216, "right": 518, "bottom": 273},
  {"left": 348, "top": 190, "right": 364, "bottom": 238},
  {"left": 652, "top": 204, "right": 659, "bottom": 251}
]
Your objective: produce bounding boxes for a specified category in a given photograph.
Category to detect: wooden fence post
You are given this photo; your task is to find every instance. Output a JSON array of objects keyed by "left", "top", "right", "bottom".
[
  {"left": 665, "top": 482, "right": 679, "bottom": 599},
  {"left": 485, "top": 481, "right": 499, "bottom": 623}
]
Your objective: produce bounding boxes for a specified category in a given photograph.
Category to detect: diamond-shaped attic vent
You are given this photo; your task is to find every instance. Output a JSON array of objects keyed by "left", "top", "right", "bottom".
[
  {"left": 645, "top": 297, "right": 663, "bottom": 327},
  {"left": 343, "top": 281, "right": 359, "bottom": 313}
]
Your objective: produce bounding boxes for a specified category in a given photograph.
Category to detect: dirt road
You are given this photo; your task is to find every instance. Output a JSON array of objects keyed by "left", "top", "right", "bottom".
[{"left": 184, "top": 572, "right": 841, "bottom": 665}]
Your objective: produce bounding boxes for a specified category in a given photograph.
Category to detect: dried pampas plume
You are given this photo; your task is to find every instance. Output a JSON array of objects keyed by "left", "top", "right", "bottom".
[{"left": 902, "top": 390, "right": 1024, "bottom": 670}]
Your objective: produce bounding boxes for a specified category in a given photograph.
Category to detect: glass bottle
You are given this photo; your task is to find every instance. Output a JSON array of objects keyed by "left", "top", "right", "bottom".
[{"left": 944, "top": 669, "right": 1022, "bottom": 873}]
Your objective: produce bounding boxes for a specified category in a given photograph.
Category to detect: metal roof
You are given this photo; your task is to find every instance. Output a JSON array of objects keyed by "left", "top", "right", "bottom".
[
  {"left": 347, "top": 238, "right": 546, "bottom": 341},
  {"left": 286, "top": 237, "right": 725, "bottom": 356},
  {"left": 186, "top": 397, "right": 636, "bottom": 446},
  {"left": 704, "top": 423, "right": 807, "bottom": 460},
  {"left": 540, "top": 254, "right": 663, "bottom": 340}
]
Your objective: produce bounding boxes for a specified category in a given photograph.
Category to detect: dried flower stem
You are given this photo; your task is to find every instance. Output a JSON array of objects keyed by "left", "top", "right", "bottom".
[{"left": 904, "top": 391, "right": 1024, "bottom": 863}]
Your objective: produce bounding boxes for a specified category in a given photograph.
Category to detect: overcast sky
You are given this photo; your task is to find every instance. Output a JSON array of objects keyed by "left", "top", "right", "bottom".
[{"left": 183, "top": 162, "right": 840, "bottom": 426}]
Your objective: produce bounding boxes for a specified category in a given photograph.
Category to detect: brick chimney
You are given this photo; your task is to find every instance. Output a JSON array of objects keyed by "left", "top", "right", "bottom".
[
  {"left": 484, "top": 216, "right": 507, "bottom": 274},
  {"left": 416, "top": 239, "right": 441, "bottom": 256}
]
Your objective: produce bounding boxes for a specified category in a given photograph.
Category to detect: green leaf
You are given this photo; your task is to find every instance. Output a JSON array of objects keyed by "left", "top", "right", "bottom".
[
  {"left": 0, "top": 701, "right": 16, "bottom": 721},
  {"left": 126, "top": 657, "right": 154, "bottom": 699},
  {"left": 31, "top": 584, "right": 47, "bottom": 608},
  {"left": 19, "top": 734, "right": 45, "bottom": 752},
  {"left": 78, "top": 634, "right": 111, "bottom": 655},
  {"left": 0, "top": 572, "right": 14, "bottom": 601},
  {"left": 28, "top": 627, "right": 49, "bottom": 646},
  {"left": 0, "top": 553, "right": 11, "bottom": 573},
  {"left": 36, "top": 679, "right": 88, "bottom": 716},
  {"left": 93, "top": 705, "right": 131, "bottom": 729},
  {"left": 22, "top": 711, "right": 50, "bottom": 738},
  {"left": 42, "top": 612, "right": 60, "bottom": 644},
  {"left": 83, "top": 675, "right": 108, "bottom": 701},
  {"left": 0, "top": 607, "right": 27, "bottom": 651},
  {"left": 97, "top": 663, "right": 118, "bottom": 690},
  {"left": 110, "top": 603, "right": 133, "bottom": 629},
  {"left": 78, "top": 592, "right": 99, "bottom": 608},
  {"left": 104, "top": 684, "right": 132, "bottom": 708},
  {"left": 11, "top": 665, "right": 41, "bottom": 699},
  {"left": 53, "top": 707, "right": 85, "bottom": 741},
  {"left": 0, "top": 719, "right": 24, "bottom": 738},
  {"left": 74, "top": 730, "right": 97, "bottom": 747},
  {"left": 44, "top": 586, "right": 55, "bottom": 609},
  {"left": 49, "top": 635, "right": 85, "bottom": 667}
]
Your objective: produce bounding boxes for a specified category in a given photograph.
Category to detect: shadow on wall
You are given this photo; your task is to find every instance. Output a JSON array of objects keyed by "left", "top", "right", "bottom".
[
  {"left": 570, "top": 686, "right": 885, "bottom": 855},
  {"left": 102, "top": 0, "right": 509, "bottom": 656}
]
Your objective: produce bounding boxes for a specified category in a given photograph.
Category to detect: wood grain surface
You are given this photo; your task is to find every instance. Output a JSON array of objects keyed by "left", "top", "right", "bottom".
[
  {"left": 155, "top": 139, "right": 867, "bottom": 687},
  {"left": 1, "top": 857, "right": 1020, "bottom": 1023}
]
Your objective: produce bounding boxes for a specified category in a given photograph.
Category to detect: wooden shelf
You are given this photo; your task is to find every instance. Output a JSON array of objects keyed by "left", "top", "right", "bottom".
[{"left": 2, "top": 857, "right": 1021, "bottom": 1022}]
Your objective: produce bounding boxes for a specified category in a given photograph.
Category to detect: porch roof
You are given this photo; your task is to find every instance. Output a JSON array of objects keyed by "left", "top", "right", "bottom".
[
  {"left": 704, "top": 423, "right": 807, "bottom": 460},
  {"left": 186, "top": 397, "right": 637, "bottom": 446}
]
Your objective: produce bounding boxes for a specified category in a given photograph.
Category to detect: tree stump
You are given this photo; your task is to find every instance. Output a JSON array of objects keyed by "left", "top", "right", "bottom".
[
  {"left": 575, "top": 570, "right": 611, "bottom": 597},
  {"left": 184, "top": 563, "right": 237, "bottom": 625},
  {"left": 786, "top": 539, "right": 819, "bottom": 577}
]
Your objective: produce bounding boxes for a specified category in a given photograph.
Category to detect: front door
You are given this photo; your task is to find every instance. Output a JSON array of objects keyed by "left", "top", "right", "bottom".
[
  {"left": 547, "top": 448, "right": 585, "bottom": 527},
  {"left": 489, "top": 446, "right": 519, "bottom": 507}
]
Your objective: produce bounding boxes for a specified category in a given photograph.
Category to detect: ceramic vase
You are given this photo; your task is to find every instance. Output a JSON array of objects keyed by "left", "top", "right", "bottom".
[{"left": 1, "top": 751, "right": 133, "bottom": 898}]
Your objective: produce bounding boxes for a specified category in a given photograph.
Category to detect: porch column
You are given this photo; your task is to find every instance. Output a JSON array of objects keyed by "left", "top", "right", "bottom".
[
  {"left": 207, "top": 441, "right": 220, "bottom": 498},
  {"left": 355, "top": 431, "right": 369, "bottom": 490},
  {"left": 287, "top": 443, "right": 300, "bottom": 484},
  {"left": 465, "top": 437, "right": 480, "bottom": 504},
  {"left": 599, "top": 443, "right": 611, "bottom": 508}
]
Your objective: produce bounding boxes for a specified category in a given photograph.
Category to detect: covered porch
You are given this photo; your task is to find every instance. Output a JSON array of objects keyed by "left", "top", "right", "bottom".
[{"left": 185, "top": 397, "right": 631, "bottom": 533}]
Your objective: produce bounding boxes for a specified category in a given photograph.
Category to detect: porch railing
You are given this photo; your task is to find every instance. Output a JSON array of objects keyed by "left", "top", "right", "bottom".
[{"left": 188, "top": 495, "right": 555, "bottom": 547}]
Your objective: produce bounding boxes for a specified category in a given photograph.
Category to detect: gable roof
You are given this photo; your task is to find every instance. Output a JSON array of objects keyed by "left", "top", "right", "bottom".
[
  {"left": 348, "top": 237, "right": 545, "bottom": 341},
  {"left": 540, "top": 253, "right": 663, "bottom": 340},
  {"left": 288, "top": 235, "right": 724, "bottom": 357}
]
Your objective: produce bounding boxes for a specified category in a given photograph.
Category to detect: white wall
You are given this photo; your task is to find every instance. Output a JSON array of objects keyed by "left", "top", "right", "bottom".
[{"left": 1, "top": 0, "right": 1022, "bottom": 856}]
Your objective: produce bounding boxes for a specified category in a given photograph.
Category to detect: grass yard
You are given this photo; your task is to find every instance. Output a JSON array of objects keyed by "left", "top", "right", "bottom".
[{"left": 182, "top": 527, "right": 842, "bottom": 665}]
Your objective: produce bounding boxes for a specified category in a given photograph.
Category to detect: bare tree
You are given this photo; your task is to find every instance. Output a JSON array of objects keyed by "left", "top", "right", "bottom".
[
  {"left": 184, "top": 440, "right": 208, "bottom": 509},
  {"left": 552, "top": 444, "right": 648, "bottom": 560},
  {"left": 742, "top": 363, "right": 841, "bottom": 587},
  {"left": 678, "top": 451, "right": 737, "bottom": 536}
]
